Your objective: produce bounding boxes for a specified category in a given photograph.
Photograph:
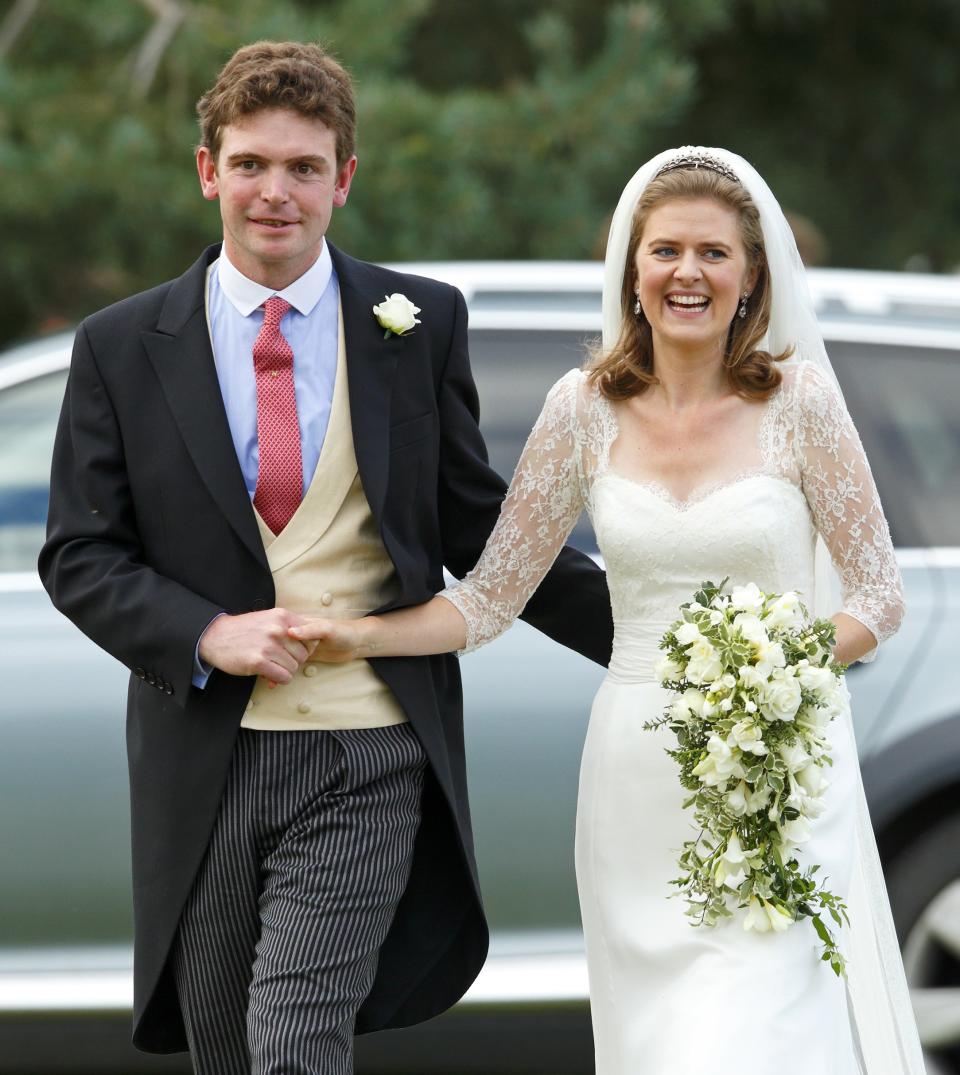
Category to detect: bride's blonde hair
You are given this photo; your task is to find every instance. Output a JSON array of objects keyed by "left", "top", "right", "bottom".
[{"left": 587, "top": 167, "right": 792, "bottom": 401}]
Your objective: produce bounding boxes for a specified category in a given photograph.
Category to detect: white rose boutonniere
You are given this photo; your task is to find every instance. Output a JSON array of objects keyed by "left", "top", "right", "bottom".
[{"left": 373, "top": 293, "right": 421, "bottom": 338}]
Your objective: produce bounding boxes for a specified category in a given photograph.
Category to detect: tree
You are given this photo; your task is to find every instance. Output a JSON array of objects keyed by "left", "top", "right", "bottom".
[{"left": 0, "top": 0, "right": 699, "bottom": 346}]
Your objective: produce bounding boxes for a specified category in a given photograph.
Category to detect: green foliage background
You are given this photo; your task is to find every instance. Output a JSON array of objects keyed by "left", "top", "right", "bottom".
[{"left": 1, "top": 0, "right": 959, "bottom": 348}]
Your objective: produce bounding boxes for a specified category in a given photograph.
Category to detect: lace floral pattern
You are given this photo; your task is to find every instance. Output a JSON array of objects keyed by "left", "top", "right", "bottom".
[{"left": 440, "top": 365, "right": 904, "bottom": 655}]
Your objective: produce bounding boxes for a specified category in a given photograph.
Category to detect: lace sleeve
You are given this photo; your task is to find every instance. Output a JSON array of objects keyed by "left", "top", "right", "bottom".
[
  {"left": 790, "top": 364, "right": 905, "bottom": 647},
  {"left": 439, "top": 369, "right": 587, "bottom": 652}
]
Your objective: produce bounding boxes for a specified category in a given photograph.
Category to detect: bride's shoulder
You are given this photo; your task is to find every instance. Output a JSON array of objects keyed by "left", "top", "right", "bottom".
[
  {"left": 772, "top": 361, "right": 842, "bottom": 413},
  {"left": 543, "top": 366, "right": 602, "bottom": 411}
]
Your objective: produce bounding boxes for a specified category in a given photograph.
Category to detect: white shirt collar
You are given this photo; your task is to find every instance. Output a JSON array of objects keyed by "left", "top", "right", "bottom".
[{"left": 215, "top": 242, "right": 333, "bottom": 317}]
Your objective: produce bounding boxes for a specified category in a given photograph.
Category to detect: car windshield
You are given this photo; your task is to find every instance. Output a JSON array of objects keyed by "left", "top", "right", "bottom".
[
  {"left": 467, "top": 329, "right": 960, "bottom": 552},
  {"left": 0, "top": 320, "right": 958, "bottom": 575}
]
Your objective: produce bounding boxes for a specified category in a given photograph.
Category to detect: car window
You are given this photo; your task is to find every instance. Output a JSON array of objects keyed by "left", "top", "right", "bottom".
[
  {"left": 0, "top": 370, "right": 66, "bottom": 572},
  {"left": 830, "top": 341, "right": 960, "bottom": 547}
]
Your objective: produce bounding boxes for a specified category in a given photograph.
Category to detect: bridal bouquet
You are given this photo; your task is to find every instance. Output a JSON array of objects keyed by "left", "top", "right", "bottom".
[{"left": 646, "top": 579, "right": 850, "bottom": 976}]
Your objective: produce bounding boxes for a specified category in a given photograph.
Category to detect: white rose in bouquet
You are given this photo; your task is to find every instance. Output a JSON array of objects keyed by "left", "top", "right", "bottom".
[{"left": 760, "top": 668, "right": 802, "bottom": 721}]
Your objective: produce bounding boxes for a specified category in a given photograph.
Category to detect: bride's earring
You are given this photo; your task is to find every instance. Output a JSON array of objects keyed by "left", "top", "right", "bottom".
[
  {"left": 738, "top": 294, "right": 749, "bottom": 319},
  {"left": 633, "top": 293, "right": 642, "bottom": 318}
]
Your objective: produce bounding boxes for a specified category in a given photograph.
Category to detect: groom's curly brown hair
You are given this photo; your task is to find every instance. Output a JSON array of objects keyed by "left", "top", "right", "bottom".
[{"left": 197, "top": 41, "right": 356, "bottom": 169}]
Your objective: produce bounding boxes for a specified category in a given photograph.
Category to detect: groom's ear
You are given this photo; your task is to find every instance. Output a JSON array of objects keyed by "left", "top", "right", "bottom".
[
  {"left": 332, "top": 155, "right": 358, "bottom": 208},
  {"left": 196, "top": 146, "right": 219, "bottom": 202}
]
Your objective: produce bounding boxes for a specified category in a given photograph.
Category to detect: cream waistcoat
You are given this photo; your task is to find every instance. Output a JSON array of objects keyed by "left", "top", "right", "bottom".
[{"left": 241, "top": 310, "right": 407, "bottom": 731}]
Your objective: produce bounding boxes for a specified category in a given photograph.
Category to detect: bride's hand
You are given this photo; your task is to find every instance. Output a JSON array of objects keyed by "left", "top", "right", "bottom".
[{"left": 288, "top": 618, "right": 371, "bottom": 662}]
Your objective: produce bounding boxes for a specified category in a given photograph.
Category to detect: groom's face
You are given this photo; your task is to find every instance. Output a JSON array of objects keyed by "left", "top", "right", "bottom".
[{"left": 196, "top": 107, "right": 357, "bottom": 289}]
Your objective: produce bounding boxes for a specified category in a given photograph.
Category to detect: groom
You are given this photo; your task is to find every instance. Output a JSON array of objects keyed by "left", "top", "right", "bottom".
[{"left": 39, "top": 40, "right": 612, "bottom": 1074}]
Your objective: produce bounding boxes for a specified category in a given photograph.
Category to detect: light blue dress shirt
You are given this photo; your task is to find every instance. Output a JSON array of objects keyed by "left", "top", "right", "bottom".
[{"left": 193, "top": 243, "right": 340, "bottom": 686}]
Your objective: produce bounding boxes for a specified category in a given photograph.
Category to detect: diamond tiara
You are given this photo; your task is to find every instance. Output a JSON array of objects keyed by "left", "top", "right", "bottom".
[{"left": 654, "top": 149, "right": 740, "bottom": 185}]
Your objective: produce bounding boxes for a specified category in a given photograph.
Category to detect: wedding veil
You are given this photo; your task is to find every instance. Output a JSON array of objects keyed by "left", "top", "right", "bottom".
[{"left": 600, "top": 147, "right": 926, "bottom": 1075}]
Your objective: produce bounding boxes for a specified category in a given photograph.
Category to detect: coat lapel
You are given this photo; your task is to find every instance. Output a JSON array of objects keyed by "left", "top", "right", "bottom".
[
  {"left": 140, "top": 245, "right": 267, "bottom": 568},
  {"left": 329, "top": 244, "right": 399, "bottom": 527}
]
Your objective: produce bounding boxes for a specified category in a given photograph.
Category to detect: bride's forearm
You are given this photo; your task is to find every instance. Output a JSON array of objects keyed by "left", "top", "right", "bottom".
[
  {"left": 831, "top": 612, "right": 877, "bottom": 666},
  {"left": 361, "top": 596, "right": 468, "bottom": 657},
  {"left": 310, "top": 595, "right": 468, "bottom": 659}
]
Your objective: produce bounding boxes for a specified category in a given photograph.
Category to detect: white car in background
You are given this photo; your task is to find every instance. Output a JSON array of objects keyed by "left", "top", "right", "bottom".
[{"left": 1, "top": 265, "right": 959, "bottom": 1074}]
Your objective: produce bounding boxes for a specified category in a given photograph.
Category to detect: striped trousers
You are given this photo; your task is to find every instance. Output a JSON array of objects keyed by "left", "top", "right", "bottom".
[{"left": 170, "top": 724, "right": 426, "bottom": 1075}]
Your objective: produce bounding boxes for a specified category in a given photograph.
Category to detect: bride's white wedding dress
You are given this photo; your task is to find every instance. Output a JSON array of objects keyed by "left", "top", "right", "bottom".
[{"left": 441, "top": 362, "right": 924, "bottom": 1074}]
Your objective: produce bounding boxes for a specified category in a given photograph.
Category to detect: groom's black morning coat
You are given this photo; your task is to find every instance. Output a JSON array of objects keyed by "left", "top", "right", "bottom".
[{"left": 39, "top": 243, "right": 613, "bottom": 1052}]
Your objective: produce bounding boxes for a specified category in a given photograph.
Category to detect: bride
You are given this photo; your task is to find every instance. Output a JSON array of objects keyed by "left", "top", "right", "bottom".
[{"left": 292, "top": 147, "right": 925, "bottom": 1074}]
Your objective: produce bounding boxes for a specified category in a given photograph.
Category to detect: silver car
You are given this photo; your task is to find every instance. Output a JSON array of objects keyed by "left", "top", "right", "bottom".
[{"left": 1, "top": 265, "right": 959, "bottom": 1074}]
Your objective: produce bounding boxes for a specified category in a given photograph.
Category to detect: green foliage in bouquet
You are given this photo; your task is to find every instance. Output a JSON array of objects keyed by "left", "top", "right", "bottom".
[{"left": 645, "top": 579, "right": 851, "bottom": 977}]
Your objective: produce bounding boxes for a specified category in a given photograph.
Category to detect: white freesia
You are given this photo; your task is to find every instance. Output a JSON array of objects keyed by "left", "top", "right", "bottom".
[
  {"left": 782, "top": 816, "right": 812, "bottom": 845},
  {"left": 655, "top": 655, "right": 683, "bottom": 683},
  {"left": 760, "top": 668, "right": 802, "bottom": 721},
  {"left": 779, "top": 739, "right": 811, "bottom": 773},
  {"left": 730, "top": 582, "right": 765, "bottom": 613},
  {"left": 726, "top": 780, "right": 750, "bottom": 816},
  {"left": 716, "top": 832, "right": 748, "bottom": 889},
  {"left": 372, "top": 293, "right": 421, "bottom": 336},
  {"left": 674, "top": 621, "right": 702, "bottom": 646},
  {"left": 797, "top": 663, "right": 835, "bottom": 696},
  {"left": 692, "top": 734, "right": 744, "bottom": 786},
  {"left": 743, "top": 896, "right": 773, "bottom": 933},
  {"left": 764, "top": 901, "right": 794, "bottom": 932},
  {"left": 733, "top": 612, "right": 768, "bottom": 645},
  {"left": 754, "top": 638, "right": 787, "bottom": 676},
  {"left": 738, "top": 664, "right": 766, "bottom": 691},
  {"left": 796, "top": 763, "right": 828, "bottom": 797},
  {"left": 765, "top": 590, "right": 803, "bottom": 629},
  {"left": 685, "top": 638, "right": 724, "bottom": 685},
  {"left": 728, "top": 718, "right": 768, "bottom": 756}
]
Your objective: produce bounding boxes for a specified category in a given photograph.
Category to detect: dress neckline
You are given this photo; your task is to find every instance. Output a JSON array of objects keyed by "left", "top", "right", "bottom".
[{"left": 589, "top": 375, "right": 790, "bottom": 509}]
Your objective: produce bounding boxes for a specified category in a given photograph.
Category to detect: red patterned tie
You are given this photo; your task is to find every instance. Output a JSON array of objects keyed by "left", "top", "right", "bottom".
[{"left": 252, "top": 297, "right": 302, "bottom": 534}]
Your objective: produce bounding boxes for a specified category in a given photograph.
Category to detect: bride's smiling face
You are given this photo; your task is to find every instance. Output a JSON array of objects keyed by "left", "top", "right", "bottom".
[{"left": 633, "top": 196, "right": 758, "bottom": 357}]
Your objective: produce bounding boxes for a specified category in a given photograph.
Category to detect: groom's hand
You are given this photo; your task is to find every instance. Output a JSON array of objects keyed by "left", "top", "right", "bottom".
[{"left": 198, "top": 609, "right": 317, "bottom": 684}]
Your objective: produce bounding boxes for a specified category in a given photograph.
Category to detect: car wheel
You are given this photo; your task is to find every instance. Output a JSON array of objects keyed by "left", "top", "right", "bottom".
[{"left": 885, "top": 810, "right": 960, "bottom": 1074}]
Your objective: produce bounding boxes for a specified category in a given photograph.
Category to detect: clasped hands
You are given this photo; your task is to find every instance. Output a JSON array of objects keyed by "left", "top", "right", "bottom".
[{"left": 198, "top": 608, "right": 366, "bottom": 686}]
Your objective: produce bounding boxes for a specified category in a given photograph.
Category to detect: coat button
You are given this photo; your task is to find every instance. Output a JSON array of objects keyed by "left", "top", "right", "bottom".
[
  {"left": 146, "top": 672, "right": 157, "bottom": 686},
  {"left": 297, "top": 701, "right": 311, "bottom": 714},
  {"left": 165, "top": 685, "right": 174, "bottom": 696},
  {"left": 135, "top": 667, "right": 145, "bottom": 679},
  {"left": 304, "top": 665, "right": 318, "bottom": 678},
  {"left": 320, "top": 592, "right": 333, "bottom": 606}
]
